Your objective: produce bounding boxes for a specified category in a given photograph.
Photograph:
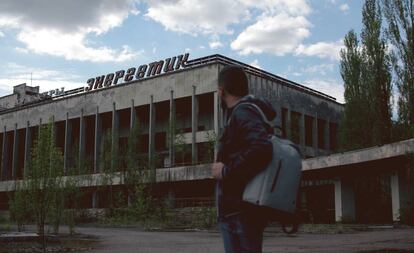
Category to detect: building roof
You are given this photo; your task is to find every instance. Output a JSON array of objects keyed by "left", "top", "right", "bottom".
[{"left": 0, "top": 54, "right": 343, "bottom": 115}]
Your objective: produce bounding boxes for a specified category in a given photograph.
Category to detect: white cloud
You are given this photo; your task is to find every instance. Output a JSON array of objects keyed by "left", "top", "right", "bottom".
[
  {"left": 209, "top": 35, "right": 224, "bottom": 49},
  {"left": 0, "top": 31, "right": 4, "bottom": 38},
  {"left": 209, "top": 41, "right": 224, "bottom": 49},
  {"left": 249, "top": 59, "right": 261, "bottom": 69},
  {"left": 0, "top": 63, "right": 84, "bottom": 96},
  {"left": 143, "top": 0, "right": 310, "bottom": 35},
  {"left": 15, "top": 47, "right": 29, "bottom": 54},
  {"left": 231, "top": 13, "right": 311, "bottom": 55},
  {"left": 144, "top": 0, "right": 246, "bottom": 35},
  {"left": 240, "top": 0, "right": 311, "bottom": 16},
  {"left": 295, "top": 40, "right": 344, "bottom": 60},
  {"left": 340, "top": 4, "right": 350, "bottom": 12},
  {"left": 17, "top": 30, "right": 140, "bottom": 62},
  {"left": 303, "top": 79, "right": 344, "bottom": 103},
  {"left": 0, "top": 0, "right": 141, "bottom": 62},
  {"left": 302, "top": 63, "right": 335, "bottom": 75}
]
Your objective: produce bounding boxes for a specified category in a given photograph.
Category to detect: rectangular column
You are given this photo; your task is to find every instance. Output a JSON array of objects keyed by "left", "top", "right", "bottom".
[
  {"left": 38, "top": 118, "right": 42, "bottom": 135},
  {"left": 94, "top": 107, "right": 101, "bottom": 173},
  {"left": 24, "top": 121, "right": 31, "bottom": 176},
  {"left": 273, "top": 104, "right": 282, "bottom": 135},
  {"left": 130, "top": 99, "right": 136, "bottom": 130},
  {"left": 312, "top": 114, "right": 318, "bottom": 155},
  {"left": 1, "top": 126, "right": 8, "bottom": 181},
  {"left": 334, "top": 178, "right": 356, "bottom": 222},
  {"left": 299, "top": 111, "right": 305, "bottom": 156},
  {"left": 191, "top": 86, "right": 198, "bottom": 165},
  {"left": 286, "top": 108, "right": 292, "bottom": 139},
  {"left": 11, "top": 123, "right": 18, "bottom": 179},
  {"left": 51, "top": 115, "right": 56, "bottom": 144},
  {"left": 64, "top": 113, "right": 72, "bottom": 174},
  {"left": 169, "top": 90, "right": 175, "bottom": 167},
  {"left": 325, "top": 120, "right": 330, "bottom": 151},
  {"left": 92, "top": 190, "right": 99, "bottom": 209},
  {"left": 111, "top": 103, "right": 119, "bottom": 171},
  {"left": 79, "top": 109, "right": 86, "bottom": 169},
  {"left": 300, "top": 111, "right": 305, "bottom": 149},
  {"left": 148, "top": 95, "right": 156, "bottom": 181},
  {"left": 390, "top": 171, "right": 401, "bottom": 222}
]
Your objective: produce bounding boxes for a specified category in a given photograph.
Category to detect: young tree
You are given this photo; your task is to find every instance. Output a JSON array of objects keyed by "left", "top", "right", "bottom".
[
  {"left": 361, "top": 0, "right": 393, "bottom": 145},
  {"left": 25, "top": 122, "right": 64, "bottom": 245},
  {"left": 382, "top": 0, "right": 414, "bottom": 138},
  {"left": 123, "top": 121, "right": 154, "bottom": 217},
  {"left": 339, "top": 30, "right": 367, "bottom": 150},
  {"left": 339, "top": 0, "right": 393, "bottom": 150},
  {"left": 100, "top": 130, "right": 116, "bottom": 213}
]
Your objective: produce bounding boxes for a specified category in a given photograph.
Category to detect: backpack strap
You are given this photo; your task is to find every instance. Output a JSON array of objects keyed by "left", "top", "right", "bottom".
[
  {"left": 228, "top": 102, "right": 272, "bottom": 126},
  {"left": 227, "top": 102, "right": 282, "bottom": 136}
]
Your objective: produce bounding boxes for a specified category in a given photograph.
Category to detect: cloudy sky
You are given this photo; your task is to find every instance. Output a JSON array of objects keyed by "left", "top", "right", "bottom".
[{"left": 0, "top": 0, "right": 364, "bottom": 103}]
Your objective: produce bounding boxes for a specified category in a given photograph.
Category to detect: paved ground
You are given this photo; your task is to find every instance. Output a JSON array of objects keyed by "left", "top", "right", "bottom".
[{"left": 69, "top": 226, "right": 414, "bottom": 253}]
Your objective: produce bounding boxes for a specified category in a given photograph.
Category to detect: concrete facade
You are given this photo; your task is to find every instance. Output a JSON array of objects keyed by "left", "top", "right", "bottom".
[{"left": 0, "top": 54, "right": 362, "bottom": 221}]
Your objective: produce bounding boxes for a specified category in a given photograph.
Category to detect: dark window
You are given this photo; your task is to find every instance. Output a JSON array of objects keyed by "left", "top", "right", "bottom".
[
  {"left": 329, "top": 122, "right": 338, "bottom": 151},
  {"left": 290, "top": 111, "right": 301, "bottom": 145},
  {"left": 305, "top": 115, "right": 313, "bottom": 147},
  {"left": 155, "top": 132, "right": 167, "bottom": 151},
  {"left": 139, "top": 134, "right": 149, "bottom": 153},
  {"left": 281, "top": 107, "right": 288, "bottom": 138},
  {"left": 317, "top": 118, "right": 326, "bottom": 149}
]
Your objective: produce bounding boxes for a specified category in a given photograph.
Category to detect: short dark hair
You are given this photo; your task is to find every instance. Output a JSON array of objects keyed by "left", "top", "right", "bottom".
[{"left": 218, "top": 65, "right": 249, "bottom": 97}]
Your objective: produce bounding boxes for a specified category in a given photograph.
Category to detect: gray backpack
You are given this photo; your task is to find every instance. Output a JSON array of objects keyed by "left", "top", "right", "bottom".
[{"left": 230, "top": 102, "right": 302, "bottom": 214}]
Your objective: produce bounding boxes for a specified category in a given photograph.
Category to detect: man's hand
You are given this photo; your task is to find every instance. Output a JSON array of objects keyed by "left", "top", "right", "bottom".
[{"left": 212, "top": 162, "right": 225, "bottom": 180}]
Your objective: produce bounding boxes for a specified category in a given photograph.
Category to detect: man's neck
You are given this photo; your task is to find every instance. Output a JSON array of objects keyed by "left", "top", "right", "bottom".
[{"left": 227, "top": 96, "right": 241, "bottom": 108}]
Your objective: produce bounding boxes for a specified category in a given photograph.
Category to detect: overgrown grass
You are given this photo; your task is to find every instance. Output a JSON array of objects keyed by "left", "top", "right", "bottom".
[{"left": 99, "top": 206, "right": 217, "bottom": 230}]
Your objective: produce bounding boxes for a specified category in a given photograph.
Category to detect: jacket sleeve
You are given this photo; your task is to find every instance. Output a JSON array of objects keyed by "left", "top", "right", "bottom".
[{"left": 221, "top": 105, "right": 273, "bottom": 182}]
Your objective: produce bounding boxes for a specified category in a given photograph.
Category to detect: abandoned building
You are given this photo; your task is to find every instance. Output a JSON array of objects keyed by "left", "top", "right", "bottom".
[{"left": 0, "top": 54, "right": 411, "bottom": 224}]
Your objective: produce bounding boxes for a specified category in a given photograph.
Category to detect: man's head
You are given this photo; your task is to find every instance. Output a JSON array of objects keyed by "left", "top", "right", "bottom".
[{"left": 218, "top": 65, "right": 249, "bottom": 108}]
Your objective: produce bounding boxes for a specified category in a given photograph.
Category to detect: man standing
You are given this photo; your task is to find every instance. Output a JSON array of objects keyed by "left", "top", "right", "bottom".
[{"left": 212, "top": 65, "right": 276, "bottom": 253}]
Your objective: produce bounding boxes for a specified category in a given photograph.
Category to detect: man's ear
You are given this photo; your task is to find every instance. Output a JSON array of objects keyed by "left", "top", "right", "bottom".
[{"left": 218, "top": 86, "right": 224, "bottom": 97}]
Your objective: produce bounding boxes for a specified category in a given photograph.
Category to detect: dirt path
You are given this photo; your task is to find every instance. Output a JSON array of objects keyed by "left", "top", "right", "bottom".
[{"left": 73, "top": 226, "right": 414, "bottom": 253}]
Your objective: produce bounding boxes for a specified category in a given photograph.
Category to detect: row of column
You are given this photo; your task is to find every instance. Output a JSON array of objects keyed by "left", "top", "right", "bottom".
[
  {"left": 283, "top": 107, "right": 332, "bottom": 156},
  {"left": 1, "top": 87, "right": 211, "bottom": 181},
  {"left": 334, "top": 170, "right": 410, "bottom": 223},
  {"left": 1, "top": 122, "right": 34, "bottom": 180}
]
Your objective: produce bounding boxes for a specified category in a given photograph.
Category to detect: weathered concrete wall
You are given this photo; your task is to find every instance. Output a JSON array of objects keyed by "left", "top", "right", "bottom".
[
  {"left": 303, "top": 138, "right": 414, "bottom": 171},
  {"left": 0, "top": 94, "right": 17, "bottom": 110},
  {"left": 0, "top": 64, "right": 219, "bottom": 130},
  {"left": 242, "top": 67, "right": 343, "bottom": 122}
]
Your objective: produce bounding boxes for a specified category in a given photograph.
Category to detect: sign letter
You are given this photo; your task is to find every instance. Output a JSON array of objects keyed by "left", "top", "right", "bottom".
[
  {"left": 136, "top": 65, "right": 147, "bottom": 79},
  {"left": 94, "top": 75, "right": 105, "bottom": 89},
  {"left": 114, "top": 70, "right": 125, "bottom": 85},
  {"left": 175, "top": 53, "right": 189, "bottom": 70},
  {"left": 104, "top": 73, "right": 115, "bottom": 87},
  {"left": 124, "top": 68, "right": 136, "bottom": 82}
]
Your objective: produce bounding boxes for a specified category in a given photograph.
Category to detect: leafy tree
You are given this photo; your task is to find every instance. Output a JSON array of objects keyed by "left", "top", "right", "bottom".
[
  {"left": 339, "top": 30, "right": 367, "bottom": 150},
  {"left": 340, "top": 0, "right": 393, "bottom": 150},
  {"left": 124, "top": 121, "right": 151, "bottom": 211},
  {"left": 8, "top": 188, "right": 32, "bottom": 232},
  {"left": 100, "top": 130, "right": 116, "bottom": 214},
  {"left": 382, "top": 0, "right": 414, "bottom": 139},
  {"left": 201, "top": 131, "right": 217, "bottom": 164},
  {"left": 63, "top": 141, "right": 92, "bottom": 234},
  {"left": 24, "top": 122, "right": 64, "bottom": 246},
  {"left": 361, "top": 0, "right": 393, "bottom": 145}
]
